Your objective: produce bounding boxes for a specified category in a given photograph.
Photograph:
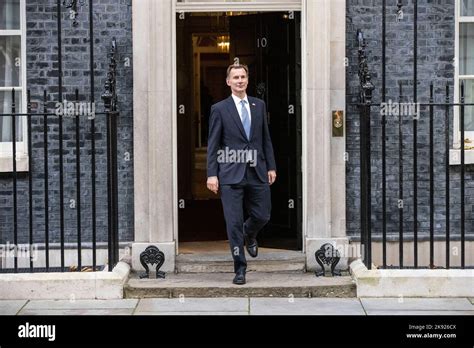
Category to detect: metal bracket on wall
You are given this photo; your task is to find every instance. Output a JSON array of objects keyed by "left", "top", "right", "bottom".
[
  {"left": 63, "top": 0, "right": 86, "bottom": 27},
  {"left": 315, "top": 243, "right": 341, "bottom": 277},
  {"left": 139, "top": 246, "right": 166, "bottom": 279}
]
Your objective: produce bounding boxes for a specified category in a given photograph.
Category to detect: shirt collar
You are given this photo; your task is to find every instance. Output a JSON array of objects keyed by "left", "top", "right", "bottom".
[{"left": 231, "top": 93, "right": 249, "bottom": 107}]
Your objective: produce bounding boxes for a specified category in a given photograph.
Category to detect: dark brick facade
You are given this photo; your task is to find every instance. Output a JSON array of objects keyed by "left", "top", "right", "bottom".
[
  {"left": 346, "top": 0, "right": 474, "bottom": 240},
  {"left": 0, "top": 0, "right": 133, "bottom": 245},
  {"left": 1, "top": 0, "right": 472, "bottom": 252}
]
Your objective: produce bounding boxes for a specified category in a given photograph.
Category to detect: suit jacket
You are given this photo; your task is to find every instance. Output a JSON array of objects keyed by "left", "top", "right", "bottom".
[{"left": 207, "top": 95, "right": 276, "bottom": 185}]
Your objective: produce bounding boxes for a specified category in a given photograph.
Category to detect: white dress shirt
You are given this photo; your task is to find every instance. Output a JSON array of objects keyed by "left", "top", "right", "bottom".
[{"left": 231, "top": 93, "right": 252, "bottom": 123}]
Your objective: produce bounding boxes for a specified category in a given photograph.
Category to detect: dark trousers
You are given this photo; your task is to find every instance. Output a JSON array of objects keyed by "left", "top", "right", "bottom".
[{"left": 220, "top": 166, "right": 271, "bottom": 273}]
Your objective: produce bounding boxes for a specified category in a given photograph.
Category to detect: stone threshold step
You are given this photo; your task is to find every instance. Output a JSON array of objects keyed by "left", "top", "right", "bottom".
[
  {"left": 125, "top": 272, "right": 356, "bottom": 298},
  {"left": 176, "top": 262, "right": 305, "bottom": 273},
  {"left": 176, "top": 250, "right": 306, "bottom": 273},
  {"left": 177, "top": 250, "right": 305, "bottom": 262}
]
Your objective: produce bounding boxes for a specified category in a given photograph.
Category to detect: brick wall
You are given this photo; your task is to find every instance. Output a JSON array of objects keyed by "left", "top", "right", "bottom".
[
  {"left": 346, "top": 0, "right": 474, "bottom": 241},
  {"left": 3, "top": 0, "right": 471, "bottom": 252},
  {"left": 0, "top": 0, "right": 133, "bottom": 247}
]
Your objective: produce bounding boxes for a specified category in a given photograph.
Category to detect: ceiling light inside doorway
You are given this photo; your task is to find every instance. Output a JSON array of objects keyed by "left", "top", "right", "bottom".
[{"left": 217, "top": 35, "right": 230, "bottom": 53}]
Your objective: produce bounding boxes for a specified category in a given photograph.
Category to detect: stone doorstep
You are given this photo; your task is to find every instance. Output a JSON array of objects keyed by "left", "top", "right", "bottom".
[
  {"left": 0, "top": 262, "right": 130, "bottom": 300},
  {"left": 176, "top": 250, "right": 306, "bottom": 273},
  {"left": 350, "top": 259, "right": 474, "bottom": 298},
  {"left": 124, "top": 272, "right": 356, "bottom": 298},
  {"left": 176, "top": 250, "right": 306, "bottom": 262},
  {"left": 176, "top": 261, "right": 305, "bottom": 273}
]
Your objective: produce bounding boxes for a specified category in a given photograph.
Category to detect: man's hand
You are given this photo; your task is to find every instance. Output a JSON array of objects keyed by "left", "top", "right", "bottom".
[
  {"left": 207, "top": 176, "right": 219, "bottom": 194},
  {"left": 268, "top": 170, "right": 277, "bottom": 185}
]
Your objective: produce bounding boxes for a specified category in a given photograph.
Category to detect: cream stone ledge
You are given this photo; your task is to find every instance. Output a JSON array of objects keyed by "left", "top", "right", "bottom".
[
  {"left": 304, "top": 0, "right": 333, "bottom": 240},
  {"left": 0, "top": 262, "right": 130, "bottom": 300},
  {"left": 350, "top": 259, "right": 474, "bottom": 298},
  {"left": 329, "top": 0, "right": 346, "bottom": 240},
  {"left": 176, "top": 1, "right": 302, "bottom": 12},
  {"left": 133, "top": 0, "right": 175, "bottom": 243}
]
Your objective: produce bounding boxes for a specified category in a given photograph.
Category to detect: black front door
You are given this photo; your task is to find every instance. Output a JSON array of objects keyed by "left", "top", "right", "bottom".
[{"left": 230, "top": 12, "right": 302, "bottom": 250}]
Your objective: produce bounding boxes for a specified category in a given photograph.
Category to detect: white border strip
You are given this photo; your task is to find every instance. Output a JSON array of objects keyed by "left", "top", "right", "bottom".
[
  {"left": 176, "top": 1, "right": 302, "bottom": 12},
  {"left": 172, "top": 0, "right": 306, "bottom": 254},
  {"left": 350, "top": 259, "right": 474, "bottom": 298},
  {"left": 172, "top": 0, "right": 179, "bottom": 255}
]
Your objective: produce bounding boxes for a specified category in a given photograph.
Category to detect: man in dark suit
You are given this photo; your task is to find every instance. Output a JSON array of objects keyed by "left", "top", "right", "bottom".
[{"left": 207, "top": 64, "right": 277, "bottom": 285}]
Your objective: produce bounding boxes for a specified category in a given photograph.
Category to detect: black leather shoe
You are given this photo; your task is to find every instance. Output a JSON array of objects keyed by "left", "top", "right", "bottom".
[
  {"left": 232, "top": 271, "right": 246, "bottom": 285},
  {"left": 244, "top": 228, "right": 258, "bottom": 258}
]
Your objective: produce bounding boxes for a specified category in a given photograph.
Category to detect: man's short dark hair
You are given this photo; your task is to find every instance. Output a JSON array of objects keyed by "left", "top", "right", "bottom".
[{"left": 226, "top": 64, "right": 249, "bottom": 79}]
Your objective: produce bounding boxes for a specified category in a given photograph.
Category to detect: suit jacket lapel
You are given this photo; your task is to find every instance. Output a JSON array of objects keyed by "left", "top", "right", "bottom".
[
  {"left": 226, "top": 96, "right": 247, "bottom": 140},
  {"left": 248, "top": 97, "right": 257, "bottom": 141}
]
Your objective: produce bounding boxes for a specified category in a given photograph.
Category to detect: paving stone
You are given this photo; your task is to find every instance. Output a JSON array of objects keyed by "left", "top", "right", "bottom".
[
  {"left": 360, "top": 298, "right": 473, "bottom": 311},
  {"left": 0, "top": 300, "right": 28, "bottom": 315},
  {"left": 18, "top": 308, "right": 134, "bottom": 315},
  {"left": 134, "top": 311, "right": 248, "bottom": 316},
  {"left": 366, "top": 310, "right": 474, "bottom": 316},
  {"left": 249, "top": 298, "right": 365, "bottom": 315},
  {"left": 135, "top": 298, "right": 248, "bottom": 313},
  {"left": 24, "top": 299, "right": 138, "bottom": 310}
]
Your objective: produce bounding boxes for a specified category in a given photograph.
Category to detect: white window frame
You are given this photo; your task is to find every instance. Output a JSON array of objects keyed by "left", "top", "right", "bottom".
[
  {"left": 452, "top": 0, "right": 474, "bottom": 164},
  {"left": 0, "top": 0, "right": 28, "bottom": 172}
]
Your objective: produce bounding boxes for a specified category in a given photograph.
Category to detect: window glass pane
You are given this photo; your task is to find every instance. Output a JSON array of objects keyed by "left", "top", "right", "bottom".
[
  {"left": 461, "top": 80, "right": 474, "bottom": 132},
  {"left": 460, "top": 23, "right": 474, "bottom": 75},
  {"left": 0, "top": 0, "right": 20, "bottom": 30},
  {"left": 0, "top": 35, "right": 21, "bottom": 87},
  {"left": 0, "top": 90, "right": 23, "bottom": 142},
  {"left": 461, "top": 0, "right": 474, "bottom": 16}
]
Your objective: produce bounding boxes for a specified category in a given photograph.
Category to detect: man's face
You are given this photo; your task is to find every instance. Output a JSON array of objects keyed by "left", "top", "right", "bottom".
[{"left": 226, "top": 68, "right": 248, "bottom": 95}]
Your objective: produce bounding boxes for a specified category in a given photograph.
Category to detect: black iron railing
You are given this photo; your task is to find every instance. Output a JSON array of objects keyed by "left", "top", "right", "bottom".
[
  {"left": 357, "top": 29, "right": 374, "bottom": 270},
  {"left": 0, "top": 64, "right": 119, "bottom": 273},
  {"left": 102, "top": 38, "right": 120, "bottom": 272},
  {"left": 0, "top": 0, "right": 120, "bottom": 273},
  {"left": 357, "top": 23, "right": 472, "bottom": 269}
]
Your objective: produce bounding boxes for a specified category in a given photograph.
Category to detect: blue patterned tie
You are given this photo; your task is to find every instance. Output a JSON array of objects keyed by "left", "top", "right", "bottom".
[{"left": 240, "top": 100, "right": 251, "bottom": 140}]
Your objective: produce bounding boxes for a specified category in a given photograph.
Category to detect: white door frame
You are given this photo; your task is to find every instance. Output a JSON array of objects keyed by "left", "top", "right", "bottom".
[{"left": 171, "top": 0, "right": 308, "bottom": 254}]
